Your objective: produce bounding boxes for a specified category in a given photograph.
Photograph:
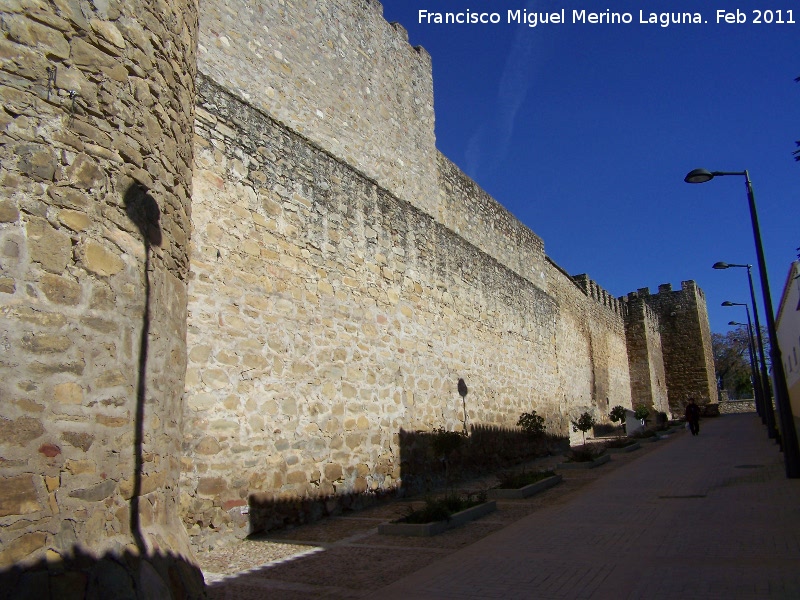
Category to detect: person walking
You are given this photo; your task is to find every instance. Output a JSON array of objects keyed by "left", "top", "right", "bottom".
[{"left": 685, "top": 398, "right": 700, "bottom": 436}]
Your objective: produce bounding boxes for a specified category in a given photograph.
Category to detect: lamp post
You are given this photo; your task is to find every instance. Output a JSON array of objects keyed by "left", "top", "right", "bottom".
[
  {"left": 685, "top": 169, "right": 799, "bottom": 478},
  {"left": 714, "top": 262, "right": 773, "bottom": 430},
  {"left": 728, "top": 319, "right": 762, "bottom": 416},
  {"left": 723, "top": 300, "right": 770, "bottom": 431}
]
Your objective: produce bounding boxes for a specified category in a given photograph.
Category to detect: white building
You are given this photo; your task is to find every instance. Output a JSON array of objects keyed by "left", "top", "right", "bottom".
[{"left": 776, "top": 260, "right": 800, "bottom": 431}]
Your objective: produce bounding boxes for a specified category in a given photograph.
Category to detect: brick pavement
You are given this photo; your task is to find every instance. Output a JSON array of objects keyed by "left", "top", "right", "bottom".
[
  {"left": 378, "top": 414, "right": 800, "bottom": 599},
  {"left": 206, "top": 414, "right": 800, "bottom": 599}
]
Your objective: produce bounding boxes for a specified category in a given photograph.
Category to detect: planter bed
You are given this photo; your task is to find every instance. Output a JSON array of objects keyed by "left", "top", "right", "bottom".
[
  {"left": 556, "top": 453, "right": 610, "bottom": 470},
  {"left": 487, "top": 474, "right": 562, "bottom": 500},
  {"left": 605, "top": 441, "right": 641, "bottom": 454},
  {"left": 378, "top": 501, "right": 497, "bottom": 537}
]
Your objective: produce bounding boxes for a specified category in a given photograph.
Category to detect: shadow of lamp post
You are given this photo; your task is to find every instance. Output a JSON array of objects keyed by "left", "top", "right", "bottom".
[
  {"left": 686, "top": 169, "right": 799, "bottom": 478},
  {"left": 458, "top": 378, "right": 468, "bottom": 434}
]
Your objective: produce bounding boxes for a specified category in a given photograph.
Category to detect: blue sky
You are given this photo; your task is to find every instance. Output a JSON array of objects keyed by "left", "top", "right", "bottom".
[{"left": 380, "top": 0, "right": 799, "bottom": 335}]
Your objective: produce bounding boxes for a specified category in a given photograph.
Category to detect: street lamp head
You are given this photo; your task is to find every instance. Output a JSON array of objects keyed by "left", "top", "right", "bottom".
[
  {"left": 712, "top": 262, "right": 730, "bottom": 270},
  {"left": 722, "top": 301, "right": 735, "bottom": 306},
  {"left": 684, "top": 168, "right": 715, "bottom": 184},
  {"left": 728, "top": 321, "right": 743, "bottom": 326}
]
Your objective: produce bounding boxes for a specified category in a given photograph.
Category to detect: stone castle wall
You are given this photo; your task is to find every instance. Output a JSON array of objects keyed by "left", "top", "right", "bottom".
[
  {"left": 182, "top": 75, "right": 563, "bottom": 548},
  {"left": 0, "top": 0, "right": 204, "bottom": 595},
  {"left": 437, "top": 155, "right": 547, "bottom": 290},
  {"left": 0, "top": 0, "right": 719, "bottom": 579}
]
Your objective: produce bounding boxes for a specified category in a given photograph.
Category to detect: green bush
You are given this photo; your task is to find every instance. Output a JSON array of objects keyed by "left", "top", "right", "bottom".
[
  {"left": 430, "top": 428, "right": 467, "bottom": 457},
  {"left": 517, "top": 410, "right": 546, "bottom": 436},
  {"left": 566, "top": 445, "right": 603, "bottom": 462},
  {"left": 634, "top": 403, "right": 650, "bottom": 422}
]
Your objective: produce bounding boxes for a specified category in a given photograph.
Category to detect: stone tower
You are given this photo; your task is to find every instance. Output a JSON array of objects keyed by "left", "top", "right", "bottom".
[
  {"left": 625, "top": 282, "right": 718, "bottom": 414},
  {"left": 0, "top": 0, "right": 204, "bottom": 596}
]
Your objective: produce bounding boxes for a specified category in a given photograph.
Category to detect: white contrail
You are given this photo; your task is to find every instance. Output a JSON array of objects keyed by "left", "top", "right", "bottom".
[{"left": 465, "top": 0, "right": 538, "bottom": 180}]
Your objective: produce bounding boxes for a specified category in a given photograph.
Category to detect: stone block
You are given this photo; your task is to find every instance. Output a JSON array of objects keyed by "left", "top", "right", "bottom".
[
  {"left": 26, "top": 217, "right": 72, "bottom": 274},
  {"left": 82, "top": 241, "right": 124, "bottom": 276},
  {"left": 40, "top": 273, "right": 82, "bottom": 305},
  {"left": 54, "top": 382, "right": 84, "bottom": 404},
  {"left": 0, "top": 531, "right": 47, "bottom": 568},
  {"left": 0, "top": 475, "right": 42, "bottom": 517},
  {"left": 0, "top": 416, "right": 45, "bottom": 446},
  {"left": 0, "top": 199, "right": 19, "bottom": 222}
]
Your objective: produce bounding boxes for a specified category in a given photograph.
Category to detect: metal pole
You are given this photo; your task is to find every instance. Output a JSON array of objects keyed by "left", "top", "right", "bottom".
[
  {"left": 745, "top": 267, "right": 774, "bottom": 432},
  {"left": 744, "top": 171, "right": 800, "bottom": 477},
  {"left": 743, "top": 306, "right": 764, "bottom": 421}
]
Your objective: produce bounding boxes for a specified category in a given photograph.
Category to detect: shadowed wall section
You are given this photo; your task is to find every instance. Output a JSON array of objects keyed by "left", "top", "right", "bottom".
[{"left": 0, "top": 0, "right": 203, "bottom": 595}]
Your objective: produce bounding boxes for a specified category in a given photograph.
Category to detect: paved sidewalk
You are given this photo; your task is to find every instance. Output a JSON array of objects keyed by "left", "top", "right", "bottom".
[
  {"left": 378, "top": 414, "right": 800, "bottom": 599},
  {"left": 205, "top": 414, "right": 800, "bottom": 599}
]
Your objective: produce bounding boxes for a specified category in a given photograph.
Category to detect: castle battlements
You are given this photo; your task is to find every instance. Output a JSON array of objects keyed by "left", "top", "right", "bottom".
[{"left": 571, "top": 273, "right": 626, "bottom": 317}]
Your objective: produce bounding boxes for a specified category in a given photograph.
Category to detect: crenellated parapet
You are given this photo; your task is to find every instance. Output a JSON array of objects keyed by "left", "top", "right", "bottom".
[{"left": 571, "top": 274, "right": 627, "bottom": 317}]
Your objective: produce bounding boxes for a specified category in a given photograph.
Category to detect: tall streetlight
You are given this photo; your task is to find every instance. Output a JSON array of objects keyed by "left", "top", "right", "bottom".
[
  {"left": 728, "top": 318, "right": 763, "bottom": 421},
  {"left": 722, "top": 301, "right": 771, "bottom": 435},
  {"left": 685, "top": 168, "right": 799, "bottom": 478},
  {"left": 714, "top": 261, "right": 773, "bottom": 431}
]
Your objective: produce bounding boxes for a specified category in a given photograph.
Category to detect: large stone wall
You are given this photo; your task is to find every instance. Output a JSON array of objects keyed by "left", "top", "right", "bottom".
[
  {"left": 196, "top": 0, "right": 438, "bottom": 220},
  {"left": 182, "top": 76, "right": 563, "bottom": 548},
  {"left": 0, "top": 0, "right": 203, "bottom": 595}
]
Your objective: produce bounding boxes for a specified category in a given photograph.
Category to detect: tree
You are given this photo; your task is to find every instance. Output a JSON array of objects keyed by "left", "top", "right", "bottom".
[
  {"left": 571, "top": 411, "right": 596, "bottom": 446},
  {"left": 712, "top": 326, "right": 770, "bottom": 400},
  {"left": 609, "top": 405, "right": 627, "bottom": 437}
]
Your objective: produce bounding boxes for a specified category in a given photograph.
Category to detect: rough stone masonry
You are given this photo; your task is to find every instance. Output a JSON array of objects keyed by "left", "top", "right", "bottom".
[{"left": 0, "top": 0, "right": 717, "bottom": 596}]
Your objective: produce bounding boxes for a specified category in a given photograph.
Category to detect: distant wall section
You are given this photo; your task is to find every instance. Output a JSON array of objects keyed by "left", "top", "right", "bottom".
[
  {"left": 544, "top": 263, "right": 633, "bottom": 438},
  {"left": 624, "top": 296, "right": 669, "bottom": 416}
]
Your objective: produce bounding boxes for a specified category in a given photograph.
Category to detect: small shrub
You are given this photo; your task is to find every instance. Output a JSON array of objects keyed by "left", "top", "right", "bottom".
[
  {"left": 634, "top": 404, "right": 650, "bottom": 422},
  {"left": 604, "top": 437, "right": 637, "bottom": 449},
  {"left": 566, "top": 445, "right": 604, "bottom": 463},
  {"left": 571, "top": 411, "right": 596, "bottom": 446},
  {"left": 397, "top": 492, "right": 485, "bottom": 524},
  {"left": 495, "top": 470, "right": 555, "bottom": 489},
  {"left": 631, "top": 429, "right": 657, "bottom": 439},
  {"left": 517, "top": 410, "right": 546, "bottom": 436}
]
